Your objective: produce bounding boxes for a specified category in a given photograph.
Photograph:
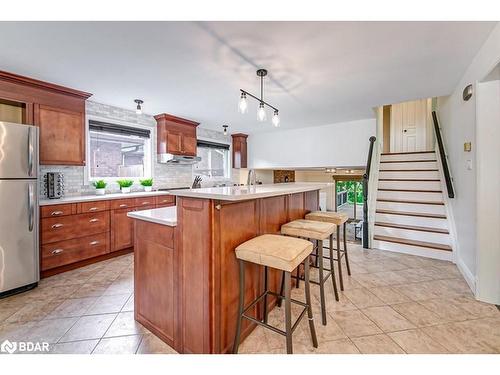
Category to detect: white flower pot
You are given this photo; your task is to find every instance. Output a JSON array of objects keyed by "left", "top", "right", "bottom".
[
  {"left": 121, "top": 187, "right": 131, "bottom": 194},
  {"left": 95, "top": 188, "right": 106, "bottom": 195},
  {"left": 143, "top": 186, "right": 152, "bottom": 192}
]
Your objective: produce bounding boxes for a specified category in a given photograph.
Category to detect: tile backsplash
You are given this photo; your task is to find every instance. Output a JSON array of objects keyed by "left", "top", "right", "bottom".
[{"left": 39, "top": 101, "right": 230, "bottom": 198}]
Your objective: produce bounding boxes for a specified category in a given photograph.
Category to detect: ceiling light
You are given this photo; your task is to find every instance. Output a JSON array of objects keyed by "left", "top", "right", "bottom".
[
  {"left": 239, "top": 69, "right": 280, "bottom": 127},
  {"left": 222, "top": 125, "right": 228, "bottom": 135},
  {"left": 134, "top": 99, "right": 143, "bottom": 115},
  {"left": 257, "top": 102, "right": 267, "bottom": 122},
  {"left": 238, "top": 92, "right": 248, "bottom": 114},
  {"left": 272, "top": 110, "right": 280, "bottom": 127}
]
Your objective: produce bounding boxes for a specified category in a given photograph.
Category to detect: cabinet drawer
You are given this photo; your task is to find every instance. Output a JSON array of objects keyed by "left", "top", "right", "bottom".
[
  {"left": 40, "top": 203, "right": 76, "bottom": 218},
  {"left": 135, "top": 196, "right": 155, "bottom": 208},
  {"left": 110, "top": 198, "right": 135, "bottom": 210},
  {"left": 78, "top": 200, "right": 110, "bottom": 214},
  {"left": 41, "top": 232, "right": 109, "bottom": 271},
  {"left": 156, "top": 203, "right": 175, "bottom": 208},
  {"left": 155, "top": 195, "right": 175, "bottom": 206},
  {"left": 41, "top": 211, "right": 110, "bottom": 244}
]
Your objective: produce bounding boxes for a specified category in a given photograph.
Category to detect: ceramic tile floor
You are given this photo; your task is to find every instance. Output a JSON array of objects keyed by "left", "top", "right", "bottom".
[{"left": 1, "top": 244, "right": 499, "bottom": 354}]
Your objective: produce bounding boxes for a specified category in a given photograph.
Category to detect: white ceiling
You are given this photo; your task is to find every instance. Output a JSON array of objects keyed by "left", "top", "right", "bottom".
[{"left": 0, "top": 21, "right": 495, "bottom": 133}]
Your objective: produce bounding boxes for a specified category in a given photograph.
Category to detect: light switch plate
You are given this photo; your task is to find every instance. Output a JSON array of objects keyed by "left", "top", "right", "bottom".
[{"left": 466, "top": 159, "right": 473, "bottom": 170}]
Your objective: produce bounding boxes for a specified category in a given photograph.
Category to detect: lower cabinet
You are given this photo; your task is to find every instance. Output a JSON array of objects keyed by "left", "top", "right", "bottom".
[{"left": 110, "top": 207, "right": 136, "bottom": 252}]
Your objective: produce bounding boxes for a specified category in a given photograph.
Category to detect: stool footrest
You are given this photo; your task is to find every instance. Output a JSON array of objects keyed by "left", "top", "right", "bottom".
[{"left": 290, "top": 270, "right": 332, "bottom": 286}]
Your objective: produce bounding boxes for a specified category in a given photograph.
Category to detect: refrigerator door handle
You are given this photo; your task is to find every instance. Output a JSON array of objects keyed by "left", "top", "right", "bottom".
[
  {"left": 28, "top": 183, "right": 34, "bottom": 232},
  {"left": 28, "top": 126, "right": 34, "bottom": 177}
]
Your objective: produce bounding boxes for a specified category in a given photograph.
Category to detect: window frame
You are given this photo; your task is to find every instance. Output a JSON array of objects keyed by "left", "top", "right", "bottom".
[
  {"left": 84, "top": 115, "right": 154, "bottom": 185},
  {"left": 194, "top": 136, "right": 232, "bottom": 181}
]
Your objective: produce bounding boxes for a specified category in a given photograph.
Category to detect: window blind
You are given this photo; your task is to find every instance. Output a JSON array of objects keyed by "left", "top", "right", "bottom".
[
  {"left": 89, "top": 120, "right": 151, "bottom": 139},
  {"left": 197, "top": 140, "right": 230, "bottom": 150}
]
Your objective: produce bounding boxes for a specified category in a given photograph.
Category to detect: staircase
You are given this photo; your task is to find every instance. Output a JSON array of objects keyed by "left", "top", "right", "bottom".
[{"left": 372, "top": 150, "right": 453, "bottom": 260}]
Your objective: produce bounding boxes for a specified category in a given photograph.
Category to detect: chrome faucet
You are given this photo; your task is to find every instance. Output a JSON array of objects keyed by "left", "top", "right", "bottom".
[{"left": 246, "top": 169, "right": 256, "bottom": 186}]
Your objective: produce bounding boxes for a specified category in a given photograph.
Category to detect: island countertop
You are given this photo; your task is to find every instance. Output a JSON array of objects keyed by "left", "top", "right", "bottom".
[
  {"left": 127, "top": 206, "right": 177, "bottom": 226},
  {"left": 167, "top": 182, "right": 333, "bottom": 201}
]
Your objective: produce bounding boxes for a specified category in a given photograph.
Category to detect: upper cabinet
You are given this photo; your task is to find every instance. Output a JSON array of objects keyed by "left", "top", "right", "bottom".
[
  {"left": 155, "top": 113, "right": 199, "bottom": 157},
  {"left": 231, "top": 133, "right": 248, "bottom": 169},
  {"left": 0, "top": 70, "right": 92, "bottom": 166}
]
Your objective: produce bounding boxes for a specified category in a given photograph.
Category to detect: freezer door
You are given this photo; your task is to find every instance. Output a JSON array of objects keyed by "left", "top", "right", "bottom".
[
  {"left": 0, "top": 180, "right": 39, "bottom": 293},
  {"left": 0, "top": 122, "right": 38, "bottom": 179}
]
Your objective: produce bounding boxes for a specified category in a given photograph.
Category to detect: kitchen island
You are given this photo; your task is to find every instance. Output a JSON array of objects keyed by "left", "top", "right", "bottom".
[{"left": 128, "top": 183, "right": 331, "bottom": 354}]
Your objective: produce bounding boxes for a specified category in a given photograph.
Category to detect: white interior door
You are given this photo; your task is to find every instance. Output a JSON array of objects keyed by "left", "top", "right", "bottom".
[{"left": 390, "top": 99, "right": 429, "bottom": 152}]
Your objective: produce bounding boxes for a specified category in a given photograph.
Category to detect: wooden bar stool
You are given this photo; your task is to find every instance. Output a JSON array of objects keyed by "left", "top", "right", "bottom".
[
  {"left": 305, "top": 211, "right": 351, "bottom": 291},
  {"left": 233, "top": 234, "right": 318, "bottom": 354},
  {"left": 279, "top": 219, "right": 339, "bottom": 326}
]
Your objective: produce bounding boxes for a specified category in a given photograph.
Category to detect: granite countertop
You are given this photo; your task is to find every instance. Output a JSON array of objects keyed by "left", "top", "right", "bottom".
[
  {"left": 39, "top": 190, "right": 171, "bottom": 206},
  {"left": 127, "top": 206, "right": 177, "bottom": 227},
  {"left": 167, "top": 182, "right": 333, "bottom": 201}
]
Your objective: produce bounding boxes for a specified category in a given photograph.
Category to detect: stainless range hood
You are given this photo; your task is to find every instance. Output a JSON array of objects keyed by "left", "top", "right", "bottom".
[{"left": 158, "top": 153, "right": 201, "bottom": 164}]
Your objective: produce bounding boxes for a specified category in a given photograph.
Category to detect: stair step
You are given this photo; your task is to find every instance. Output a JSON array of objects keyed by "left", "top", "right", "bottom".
[
  {"left": 373, "top": 235, "right": 452, "bottom": 251},
  {"left": 379, "top": 178, "right": 440, "bottom": 181},
  {"left": 378, "top": 188, "right": 442, "bottom": 193},
  {"left": 377, "top": 199, "right": 444, "bottom": 205},
  {"left": 379, "top": 161, "right": 438, "bottom": 170},
  {"left": 378, "top": 180, "right": 442, "bottom": 191},
  {"left": 379, "top": 170, "right": 439, "bottom": 180},
  {"left": 381, "top": 151, "right": 436, "bottom": 155},
  {"left": 380, "top": 159, "right": 437, "bottom": 163},
  {"left": 375, "top": 209, "right": 446, "bottom": 219},
  {"left": 375, "top": 211, "right": 448, "bottom": 229},
  {"left": 375, "top": 222, "right": 449, "bottom": 234},
  {"left": 381, "top": 152, "right": 436, "bottom": 162},
  {"left": 379, "top": 170, "right": 439, "bottom": 173}
]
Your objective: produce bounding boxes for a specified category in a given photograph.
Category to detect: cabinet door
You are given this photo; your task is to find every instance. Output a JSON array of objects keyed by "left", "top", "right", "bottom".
[
  {"left": 36, "top": 104, "right": 85, "bottom": 165},
  {"left": 167, "top": 132, "right": 182, "bottom": 154},
  {"left": 182, "top": 134, "right": 197, "bottom": 156},
  {"left": 111, "top": 208, "right": 135, "bottom": 251}
]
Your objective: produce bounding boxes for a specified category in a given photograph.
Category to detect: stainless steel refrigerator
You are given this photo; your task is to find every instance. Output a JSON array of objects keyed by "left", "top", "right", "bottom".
[{"left": 0, "top": 121, "right": 39, "bottom": 298}]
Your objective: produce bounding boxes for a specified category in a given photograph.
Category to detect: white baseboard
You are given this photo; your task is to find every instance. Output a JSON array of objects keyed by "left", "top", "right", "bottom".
[{"left": 456, "top": 256, "right": 476, "bottom": 295}]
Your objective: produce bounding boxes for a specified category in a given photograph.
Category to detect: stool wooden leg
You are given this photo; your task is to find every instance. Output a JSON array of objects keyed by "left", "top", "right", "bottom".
[
  {"left": 233, "top": 259, "right": 245, "bottom": 354},
  {"left": 329, "top": 233, "right": 340, "bottom": 301},
  {"left": 337, "top": 225, "right": 344, "bottom": 291},
  {"left": 277, "top": 271, "right": 284, "bottom": 308},
  {"left": 304, "top": 260, "right": 318, "bottom": 348},
  {"left": 284, "top": 271, "right": 293, "bottom": 354},
  {"left": 318, "top": 239, "right": 327, "bottom": 325},
  {"left": 343, "top": 222, "right": 351, "bottom": 276},
  {"left": 263, "top": 266, "right": 269, "bottom": 324}
]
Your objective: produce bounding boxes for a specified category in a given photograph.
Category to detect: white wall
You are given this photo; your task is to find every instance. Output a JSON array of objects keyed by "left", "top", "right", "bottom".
[
  {"left": 247, "top": 119, "right": 376, "bottom": 169},
  {"left": 436, "top": 22, "right": 500, "bottom": 295}
]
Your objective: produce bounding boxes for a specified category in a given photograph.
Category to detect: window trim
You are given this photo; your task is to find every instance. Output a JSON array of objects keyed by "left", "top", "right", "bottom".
[
  {"left": 84, "top": 115, "right": 154, "bottom": 186},
  {"left": 195, "top": 136, "right": 232, "bottom": 181}
]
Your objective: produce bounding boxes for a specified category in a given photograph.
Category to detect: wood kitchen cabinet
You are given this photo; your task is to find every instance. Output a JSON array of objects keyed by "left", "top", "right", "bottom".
[
  {"left": 231, "top": 133, "right": 248, "bottom": 169},
  {"left": 35, "top": 104, "right": 86, "bottom": 165},
  {"left": 111, "top": 207, "right": 136, "bottom": 252},
  {"left": 0, "top": 70, "right": 91, "bottom": 165},
  {"left": 155, "top": 113, "right": 199, "bottom": 156}
]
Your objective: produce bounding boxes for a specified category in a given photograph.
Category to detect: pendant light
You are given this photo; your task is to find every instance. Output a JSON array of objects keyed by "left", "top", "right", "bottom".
[
  {"left": 222, "top": 125, "right": 228, "bottom": 135},
  {"left": 239, "top": 69, "right": 280, "bottom": 126},
  {"left": 134, "top": 99, "right": 144, "bottom": 115}
]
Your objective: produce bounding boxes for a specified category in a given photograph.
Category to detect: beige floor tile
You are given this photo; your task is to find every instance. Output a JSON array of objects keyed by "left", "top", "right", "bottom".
[
  {"left": 392, "top": 282, "right": 442, "bottom": 301},
  {"left": 368, "top": 287, "right": 411, "bottom": 304},
  {"left": 25, "top": 317, "right": 78, "bottom": 343},
  {"left": 71, "top": 282, "right": 113, "bottom": 298},
  {"left": 388, "top": 329, "right": 448, "bottom": 353},
  {"left": 0, "top": 306, "right": 21, "bottom": 323},
  {"left": 102, "top": 279, "right": 134, "bottom": 296},
  {"left": 362, "top": 306, "right": 416, "bottom": 332},
  {"left": 5, "top": 298, "right": 64, "bottom": 323},
  {"left": 418, "top": 298, "right": 476, "bottom": 322},
  {"left": 137, "top": 334, "right": 177, "bottom": 354},
  {"left": 0, "top": 321, "right": 36, "bottom": 342},
  {"left": 352, "top": 334, "right": 405, "bottom": 353},
  {"left": 92, "top": 335, "right": 142, "bottom": 354},
  {"left": 331, "top": 310, "right": 382, "bottom": 338},
  {"left": 343, "top": 288, "right": 385, "bottom": 308},
  {"left": 450, "top": 295, "right": 500, "bottom": 318},
  {"left": 309, "top": 338, "right": 360, "bottom": 354},
  {"left": 59, "top": 313, "right": 117, "bottom": 342},
  {"left": 86, "top": 294, "right": 130, "bottom": 315},
  {"left": 50, "top": 339, "right": 99, "bottom": 354},
  {"left": 104, "top": 311, "right": 147, "bottom": 337},
  {"left": 391, "top": 302, "right": 447, "bottom": 327},
  {"left": 392, "top": 269, "right": 434, "bottom": 283},
  {"left": 238, "top": 326, "right": 271, "bottom": 354},
  {"left": 295, "top": 312, "right": 347, "bottom": 345},
  {"left": 121, "top": 294, "right": 134, "bottom": 312},
  {"left": 46, "top": 297, "right": 98, "bottom": 318}
]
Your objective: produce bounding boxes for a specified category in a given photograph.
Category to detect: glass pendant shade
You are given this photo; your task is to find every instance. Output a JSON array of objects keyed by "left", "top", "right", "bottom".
[
  {"left": 136, "top": 106, "right": 142, "bottom": 115},
  {"left": 257, "top": 102, "right": 267, "bottom": 122},
  {"left": 272, "top": 110, "right": 280, "bottom": 127},
  {"left": 238, "top": 93, "right": 248, "bottom": 114}
]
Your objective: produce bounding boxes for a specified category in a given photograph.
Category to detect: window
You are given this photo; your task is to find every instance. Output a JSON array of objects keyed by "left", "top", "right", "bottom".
[
  {"left": 88, "top": 120, "right": 152, "bottom": 181},
  {"left": 194, "top": 140, "right": 230, "bottom": 179}
]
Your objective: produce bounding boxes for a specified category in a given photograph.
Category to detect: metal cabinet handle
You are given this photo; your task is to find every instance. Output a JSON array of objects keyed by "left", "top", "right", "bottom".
[
  {"left": 51, "top": 223, "right": 63, "bottom": 229},
  {"left": 89, "top": 241, "right": 99, "bottom": 246},
  {"left": 141, "top": 202, "right": 150, "bottom": 205},
  {"left": 88, "top": 207, "right": 98, "bottom": 211},
  {"left": 119, "top": 204, "right": 128, "bottom": 208},
  {"left": 51, "top": 249, "right": 64, "bottom": 255},
  {"left": 89, "top": 218, "right": 99, "bottom": 223},
  {"left": 51, "top": 211, "right": 63, "bottom": 216}
]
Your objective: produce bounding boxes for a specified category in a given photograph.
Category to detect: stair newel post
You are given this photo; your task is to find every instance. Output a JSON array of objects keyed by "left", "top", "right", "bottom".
[{"left": 362, "top": 136, "right": 377, "bottom": 249}]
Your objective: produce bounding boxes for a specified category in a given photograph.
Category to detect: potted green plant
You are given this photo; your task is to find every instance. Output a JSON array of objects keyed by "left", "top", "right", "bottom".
[
  {"left": 117, "top": 179, "right": 134, "bottom": 194},
  {"left": 92, "top": 180, "right": 107, "bottom": 195},
  {"left": 140, "top": 178, "right": 153, "bottom": 192}
]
